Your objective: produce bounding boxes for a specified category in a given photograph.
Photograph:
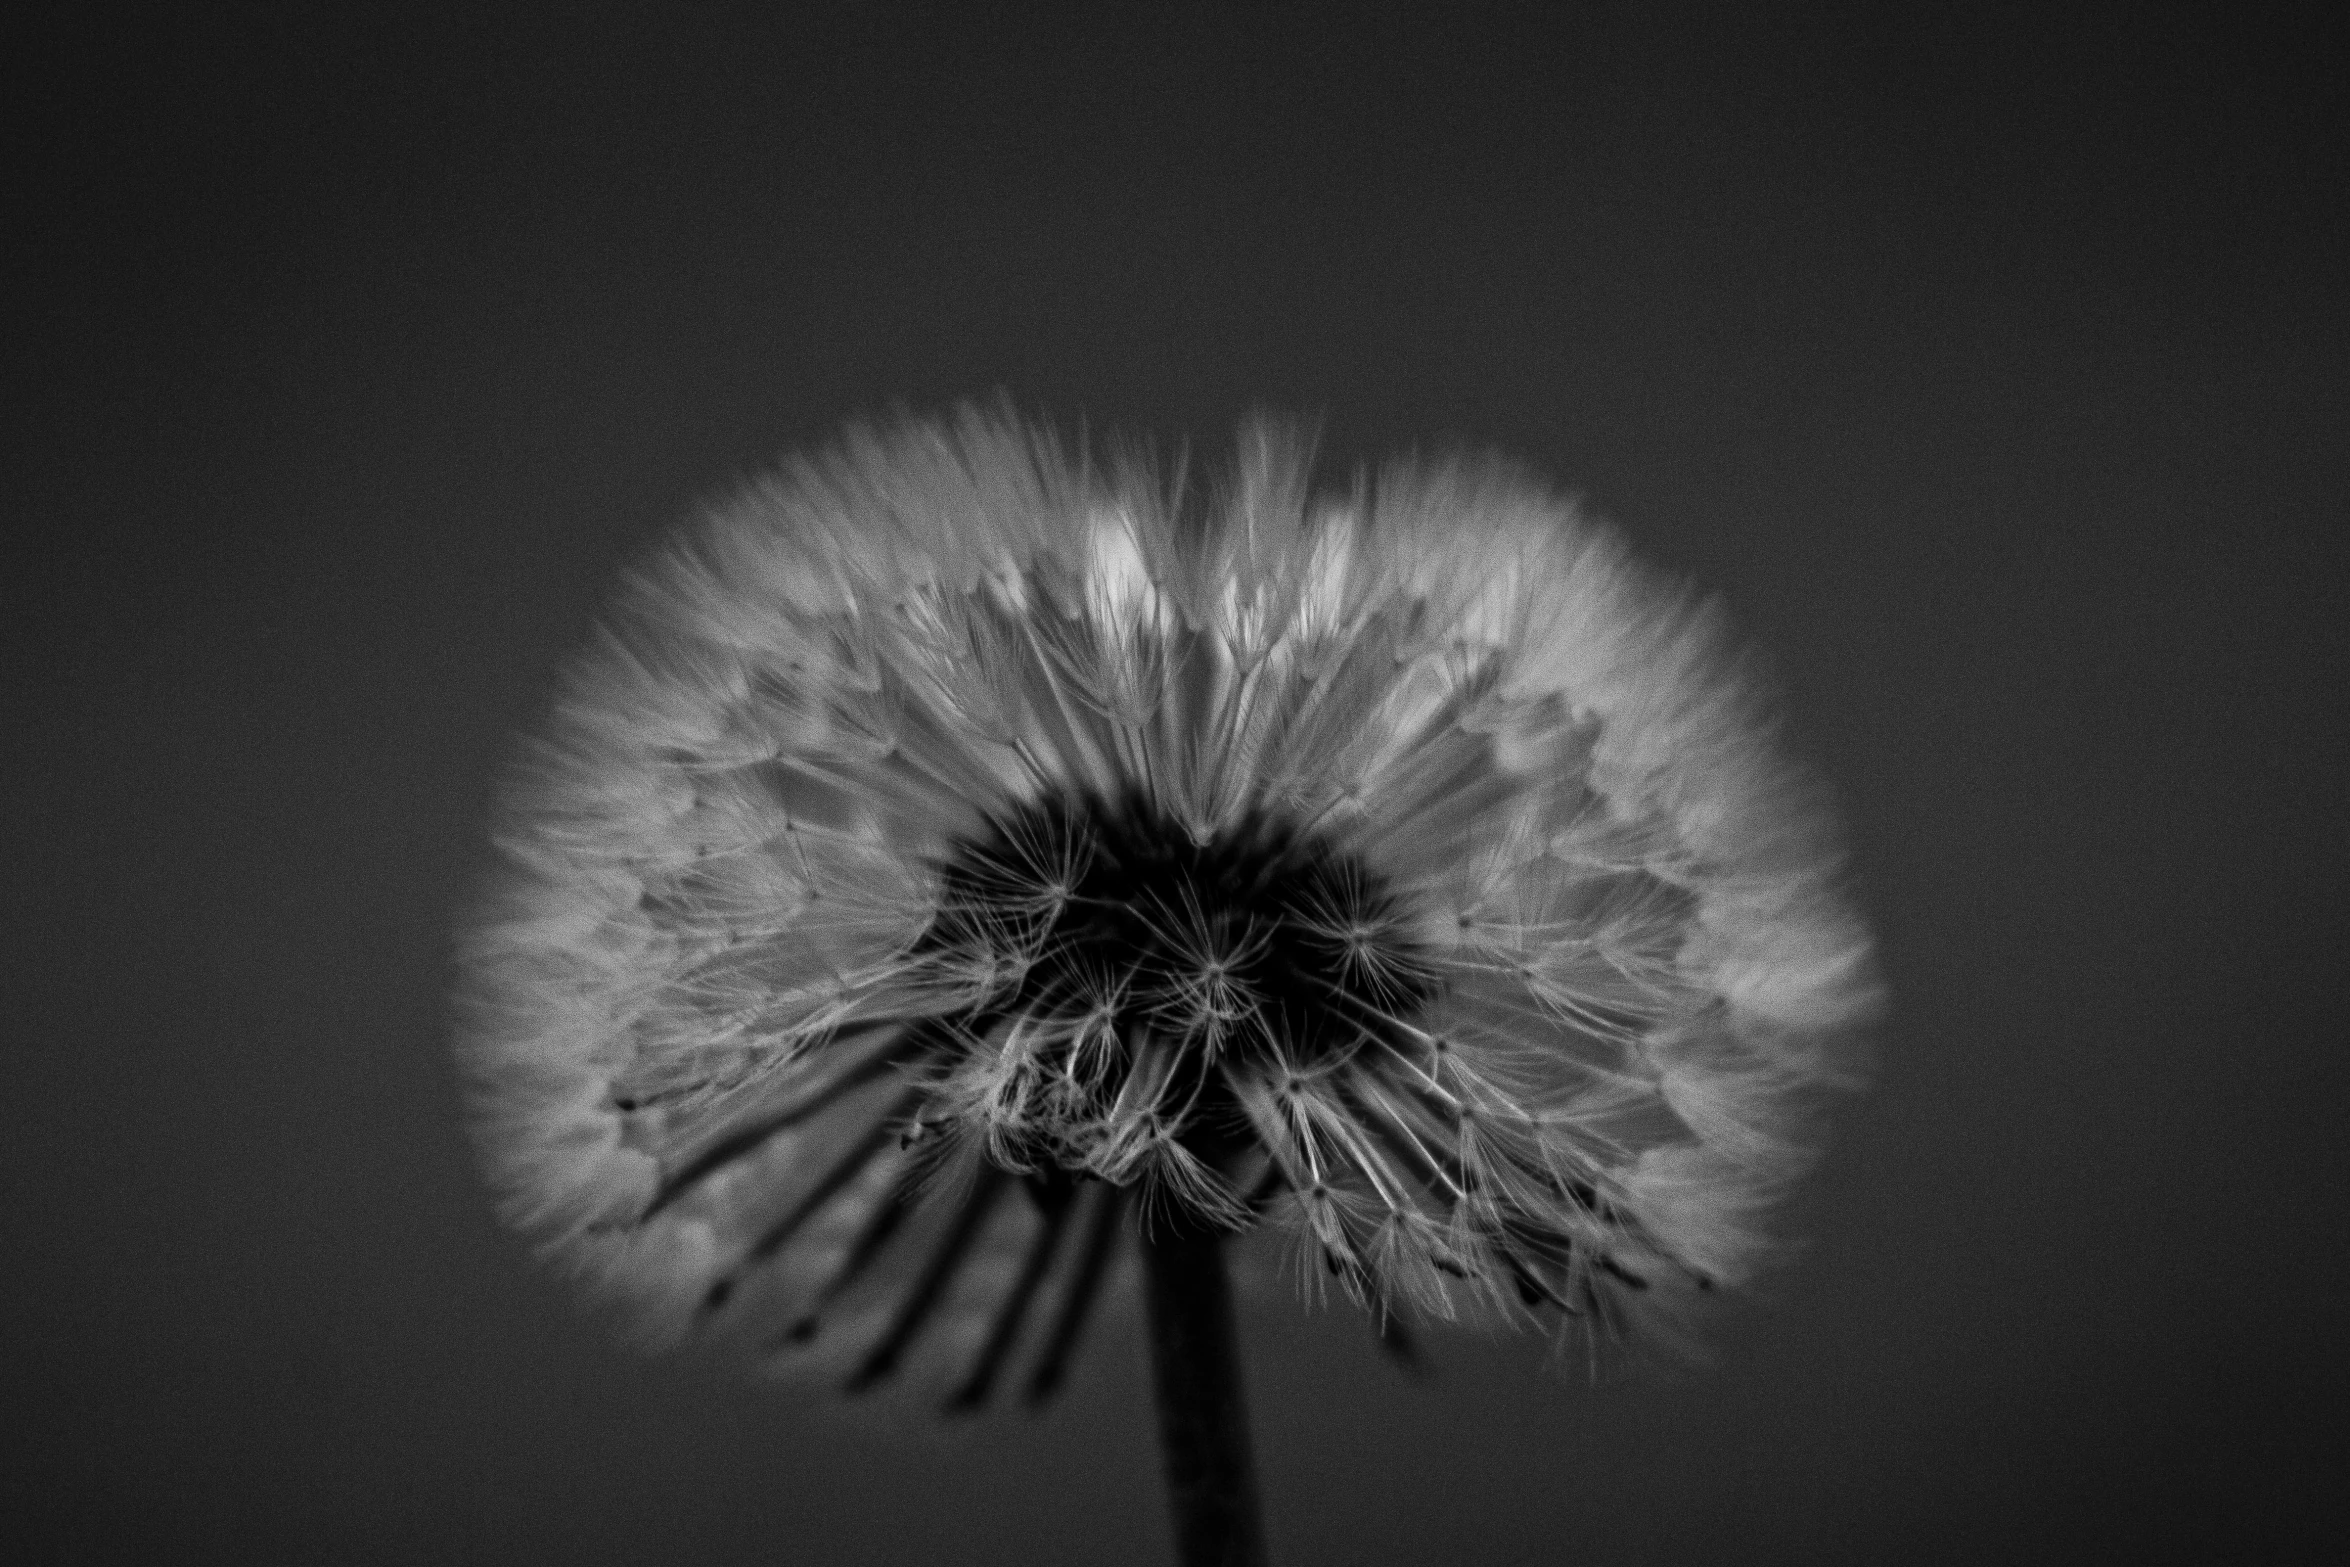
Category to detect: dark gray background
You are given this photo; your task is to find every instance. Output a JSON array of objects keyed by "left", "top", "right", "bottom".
[{"left": 9, "top": 5, "right": 2342, "bottom": 1563}]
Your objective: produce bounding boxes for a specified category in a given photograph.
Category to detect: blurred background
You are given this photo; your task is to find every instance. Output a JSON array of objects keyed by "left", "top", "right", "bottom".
[{"left": 7, "top": 4, "right": 2341, "bottom": 1562}]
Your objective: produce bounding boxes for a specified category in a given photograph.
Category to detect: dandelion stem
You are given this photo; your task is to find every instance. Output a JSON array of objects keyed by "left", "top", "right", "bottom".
[{"left": 1141, "top": 1219, "right": 1268, "bottom": 1567}]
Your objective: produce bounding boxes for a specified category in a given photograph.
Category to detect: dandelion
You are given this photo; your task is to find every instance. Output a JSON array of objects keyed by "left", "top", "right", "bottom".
[{"left": 458, "top": 407, "right": 1881, "bottom": 1565}]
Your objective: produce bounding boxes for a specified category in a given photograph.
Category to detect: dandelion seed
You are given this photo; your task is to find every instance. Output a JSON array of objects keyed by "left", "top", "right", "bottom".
[{"left": 457, "top": 406, "right": 1881, "bottom": 1565}]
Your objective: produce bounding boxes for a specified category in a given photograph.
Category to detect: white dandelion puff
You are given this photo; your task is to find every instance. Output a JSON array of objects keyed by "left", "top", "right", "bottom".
[{"left": 456, "top": 405, "right": 1882, "bottom": 1415}]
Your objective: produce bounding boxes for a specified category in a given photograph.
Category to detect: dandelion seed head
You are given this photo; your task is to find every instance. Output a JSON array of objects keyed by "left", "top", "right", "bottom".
[{"left": 457, "top": 405, "right": 1882, "bottom": 1403}]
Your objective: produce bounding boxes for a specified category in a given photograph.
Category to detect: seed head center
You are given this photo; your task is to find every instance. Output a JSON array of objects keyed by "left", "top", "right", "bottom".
[{"left": 924, "top": 792, "right": 1435, "bottom": 1087}]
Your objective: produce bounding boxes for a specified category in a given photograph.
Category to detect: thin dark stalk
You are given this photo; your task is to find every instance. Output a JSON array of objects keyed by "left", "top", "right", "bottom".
[{"left": 1141, "top": 1221, "right": 1268, "bottom": 1567}]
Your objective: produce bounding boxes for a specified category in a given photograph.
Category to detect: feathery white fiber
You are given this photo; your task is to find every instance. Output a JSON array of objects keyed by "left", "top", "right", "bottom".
[{"left": 457, "top": 407, "right": 1880, "bottom": 1406}]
